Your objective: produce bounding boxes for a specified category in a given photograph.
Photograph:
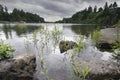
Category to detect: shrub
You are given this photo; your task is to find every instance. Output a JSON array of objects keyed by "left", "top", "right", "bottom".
[{"left": 0, "top": 40, "right": 15, "bottom": 60}]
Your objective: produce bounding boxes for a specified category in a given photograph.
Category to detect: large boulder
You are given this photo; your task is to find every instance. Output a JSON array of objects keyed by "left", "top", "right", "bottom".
[
  {"left": 59, "top": 40, "right": 78, "bottom": 53},
  {"left": 0, "top": 54, "right": 36, "bottom": 80},
  {"left": 72, "top": 56, "right": 120, "bottom": 80},
  {"left": 96, "top": 28, "right": 120, "bottom": 50}
]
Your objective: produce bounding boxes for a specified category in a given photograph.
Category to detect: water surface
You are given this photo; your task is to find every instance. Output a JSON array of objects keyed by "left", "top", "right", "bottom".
[{"left": 0, "top": 23, "right": 114, "bottom": 80}]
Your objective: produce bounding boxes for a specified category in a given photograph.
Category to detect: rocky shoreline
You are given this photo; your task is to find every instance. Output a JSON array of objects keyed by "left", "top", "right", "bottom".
[
  {"left": 0, "top": 54, "right": 120, "bottom": 80},
  {"left": 0, "top": 31, "right": 120, "bottom": 80}
]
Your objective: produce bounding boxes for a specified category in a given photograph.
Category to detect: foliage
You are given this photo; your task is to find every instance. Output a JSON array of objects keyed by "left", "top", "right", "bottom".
[
  {"left": 0, "top": 5, "right": 44, "bottom": 22},
  {"left": 56, "top": 2, "right": 120, "bottom": 25},
  {"left": 116, "top": 20, "right": 120, "bottom": 27},
  {"left": 81, "top": 66, "right": 92, "bottom": 80},
  {"left": 112, "top": 40, "right": 120, "bottom": 55},
  {"left": 71, "top": 61, "right": 80, "bottom": 79},
  {"left": 92, "top": 29, "right": 101, "bottom": 45},
  {"left": 0, "top": 40, "right": 15, "bottom": 60},
  {"left": 71, "top": 60, "right": 92, "bottom": 80},
  {"left": 51, "top": 26, "right": 61, "bottom": 49},
  {"left": 77, "top": 36, "right": 85, "bottom": 53}
]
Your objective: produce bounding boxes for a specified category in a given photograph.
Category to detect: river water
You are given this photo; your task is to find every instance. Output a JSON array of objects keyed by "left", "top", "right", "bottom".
[{"left": 0, "top": 23, "right": 115, "bottom": 80}]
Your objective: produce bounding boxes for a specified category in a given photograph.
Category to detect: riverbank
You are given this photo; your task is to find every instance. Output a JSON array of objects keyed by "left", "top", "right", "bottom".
[{"left": 0, "top": 52, "right": 120, "bottom": 80}]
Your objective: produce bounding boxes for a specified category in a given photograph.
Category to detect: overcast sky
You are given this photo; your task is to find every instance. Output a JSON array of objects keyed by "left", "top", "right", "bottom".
[{"left": 0, "top": 0, "right": 120, "bottom": 21}]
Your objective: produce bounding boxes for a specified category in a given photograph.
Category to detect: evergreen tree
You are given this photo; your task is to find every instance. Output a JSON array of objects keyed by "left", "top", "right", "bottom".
[
  {"left": 104, "top": 2, "right": 109, "bottom": 10},
  {"left": 0, "top": 4, "right": 3, "bottom": 13},
  {"left": 58, "top": 2, "right": 120, "bottom": 25},
  {"left": 0, "top": 4, "right": 4, "bottom": 20},
  {"left": 4, "top": 6, "right": 8, "bottom": 13},
  {"left": 113, "top": 2, "right": 118, "bottom": 8},
  {"left": 109, "top": 4, "right": 113, "bottom": 9},
  {"left": 94, "top": 6, "right": 97, "bottom": 12},
  {"left": 88, "top": 6, "right": 92, "bottom": 13},
  {"left": 98, "top": 7, "right": 103, "bottom": 12}
]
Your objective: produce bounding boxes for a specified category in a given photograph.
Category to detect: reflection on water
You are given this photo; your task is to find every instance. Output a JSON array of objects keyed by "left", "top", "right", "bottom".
[
  {"left": 0, "top": 24, "right": 99, "bottom": 40},
  {"left": 70, "top": 24, "right": 99, "bottom": 37},
  {"left": 0, "top": 23, "right": 114, "bottom": 80},
  {"left": 0, "top": 23, "right": 100, "bottom": 56},
  {"left": 1, "top": 24, "right": 41, "bottom": 39}
]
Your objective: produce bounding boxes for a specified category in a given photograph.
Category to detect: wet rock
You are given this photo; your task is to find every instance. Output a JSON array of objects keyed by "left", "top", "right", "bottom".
[
  {"left": 0, "top": 54, "right": 36, "bottom": 80},
  {"left": 59, "top": 40, "right": 78, "bottom": 53}
]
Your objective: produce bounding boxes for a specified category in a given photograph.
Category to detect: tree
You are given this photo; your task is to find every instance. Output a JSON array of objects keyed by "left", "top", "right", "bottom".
[
  {"left": 104, "top": 2, "right": 108, "bottom": 10},
  {"left": 0, "top": 4, "right": 44, "bottom": 22},
  {"left": 98, "top": 7, "right": 103, "bottom": 12},
  {"left": 109, "top": 4, "right": 113, "bottom": 9},
  {"left": 0, "top": 4, "right": 3, "bottom": 13},
  {"left": 0, "top": 4, "right": 4, "bottom": 20},
  {"left": 94, "top": 6, "right": 97, "bottom": 12},
  {"left": 4, "top": 6, "right": 8, "bottom": 13},
  {"left": 88, "top": 6, "right": 92, "bottom": 13},
  {"left": 113, "top": 2, "right": 118, "bottom": 8}
]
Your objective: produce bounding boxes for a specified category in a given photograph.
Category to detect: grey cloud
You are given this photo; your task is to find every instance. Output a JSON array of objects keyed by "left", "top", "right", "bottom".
[{"left": 0, "top": 0, "right": 120, "bottom": 21}]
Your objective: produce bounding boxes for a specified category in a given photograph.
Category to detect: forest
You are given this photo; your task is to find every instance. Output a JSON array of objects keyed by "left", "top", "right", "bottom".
[
  {"left": 57, "top": 2, "right": 120, "bottom": 25},
  {"left": 0, "top": 5, "right": 44, "bottom": 23}
]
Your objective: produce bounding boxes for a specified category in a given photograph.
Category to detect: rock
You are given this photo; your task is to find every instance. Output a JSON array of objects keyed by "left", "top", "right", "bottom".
[
  {"left": 96, "top": 41, "right": 114, "bottom": 51},
  {"left": 96, "top": 28, "right": 120, "bottom": 51},
  {"left": 0, "top": 54, "right": 36, "bottom": 80},
  {"left": 72, "top": 55, "right": 120, "bottom": 80},
  {"left": 59, "top": 40, "right": 78, "bottom": 53}
]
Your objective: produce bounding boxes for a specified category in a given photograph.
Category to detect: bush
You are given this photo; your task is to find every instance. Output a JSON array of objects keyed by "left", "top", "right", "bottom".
[{"left": 0, "top": 40, "right": 15, "bottom": 60}]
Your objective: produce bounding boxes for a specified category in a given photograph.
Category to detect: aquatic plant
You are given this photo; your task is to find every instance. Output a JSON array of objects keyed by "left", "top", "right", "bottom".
[
  {"left": 81, "top": 66, "right": 92, "bottom": 80},
  {"left": 91, "top": 29, "right": 101, "bottom": 45},
  {"left": 51, "top": 26, "right": 61, "bottom": 51},
  {"left": 77, "top": 36, "right": 85, "bottom": 54},
  {"left": 70, "top": 36, "right": 85, "bottom": 59},
  {"left": 71, "top": 60, "right": 92, "bottom": 80},
  {"left": 116, "top": 20, "right": 120, "bottom": 27},
  {"left": 70, "top": 36, "right": 91, "bottom": 80},
  {"left": 24, "top": 35, "right": 31, "bottom": 54},
  {"left": 70, "top": 48, "right": 77, "bottom": 59},
  {"left": 71, "top": 60, "right": 80, "bottom": 79},
  {"left": 34, "top": 27, "right": 54, "bottom": 80},
  {"left": 112, "top": 23, "right": 120, "bottom": 60},
  {"left": 113, "top": 40, "right": 120, "bottom": 54},
  {"left": 0, "top": 39, "right": 15, "bottom": 60}
]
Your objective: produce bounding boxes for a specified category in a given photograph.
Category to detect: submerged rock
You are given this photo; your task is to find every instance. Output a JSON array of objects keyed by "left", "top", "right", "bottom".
[
  {"left": 59, "top": 40, "right": 78, "bottom": 53},
  {"left": 0, "top": 54, "right": 36, "bottom": 80}
]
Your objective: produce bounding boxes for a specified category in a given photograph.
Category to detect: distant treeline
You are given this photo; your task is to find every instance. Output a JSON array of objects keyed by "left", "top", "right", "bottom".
[
  {"left": 56, "top": 2, "right": 120, "bottom": 25},
  {"left": 0, "top": 4, "right": 44, "bottom": 23}
]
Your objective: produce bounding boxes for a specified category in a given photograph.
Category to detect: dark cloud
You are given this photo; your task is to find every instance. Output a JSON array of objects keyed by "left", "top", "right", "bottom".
[{"left": 0, "top": 0, "right": 120, "bottom": 21}]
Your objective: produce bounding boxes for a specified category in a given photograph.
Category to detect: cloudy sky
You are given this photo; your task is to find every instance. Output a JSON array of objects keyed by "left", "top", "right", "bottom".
[{"left": 0, "top": 0, "right": 120, "bottom": 21}]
